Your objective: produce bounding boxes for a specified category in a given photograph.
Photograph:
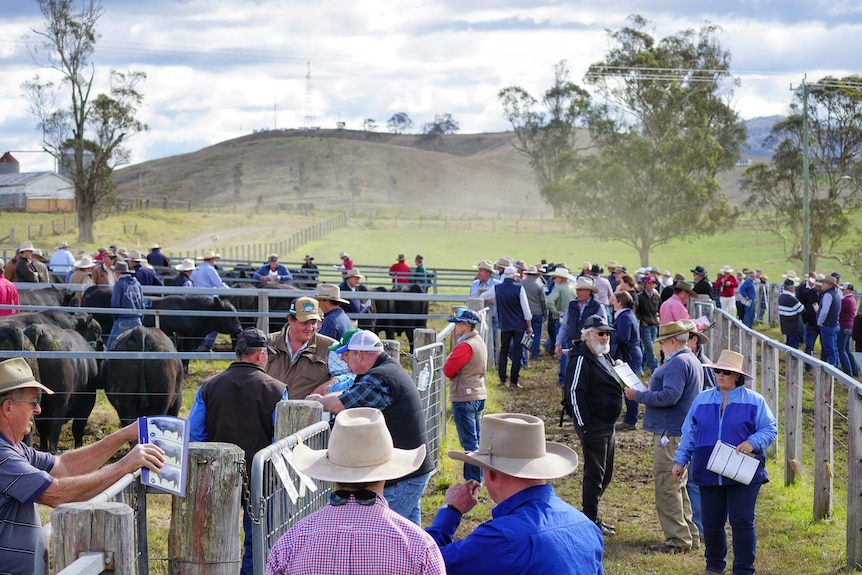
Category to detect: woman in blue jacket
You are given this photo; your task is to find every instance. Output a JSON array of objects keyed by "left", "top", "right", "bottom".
[
  {"left": 610, "top": 290, "right": 642, "bottom": 430},
  {"left": 672, "top": 350, "right": 777, "bottom": 575}
]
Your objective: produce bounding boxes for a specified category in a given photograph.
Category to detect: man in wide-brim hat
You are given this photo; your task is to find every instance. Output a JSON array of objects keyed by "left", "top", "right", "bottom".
[
  {"left": 425, "top": 412, "right": 604, "bottom": 574},
  {"left": 624, "top": 320, "right": 703, "bottom": 553},
  {"left": 265, "top": 407, "right": 445, "bottom": 575},
  {"left": 316, "top": 284, "right": 353, "bottom": 341}
]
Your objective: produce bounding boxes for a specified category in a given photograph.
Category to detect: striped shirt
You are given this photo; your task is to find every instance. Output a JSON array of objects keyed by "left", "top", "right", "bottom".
[{"left": 265, "top": 495, "right": 445, "bottom": 575}]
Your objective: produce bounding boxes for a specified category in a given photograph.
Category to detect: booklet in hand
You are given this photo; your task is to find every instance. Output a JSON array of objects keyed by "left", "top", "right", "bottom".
[
  {"left": 138, "top": 415, "right": 190, "bottom": 496},
  {"left": 705, "top": 440, "right": 760, "bottom": 485},
  {"left": 613, "top": 362, "right": 647, "bottom": 391}
]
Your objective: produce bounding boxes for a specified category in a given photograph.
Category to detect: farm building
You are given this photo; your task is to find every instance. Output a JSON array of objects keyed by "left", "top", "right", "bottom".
[{"left": 0, "top": 152, "right": 75, "bottom": 213}]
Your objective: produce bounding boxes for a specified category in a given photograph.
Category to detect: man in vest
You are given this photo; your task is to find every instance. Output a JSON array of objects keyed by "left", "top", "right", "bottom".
[
  {"left": 307, "top": 330, "right": 434, "bottom": 525},
  {"left": 817, "top": 275, "right": 841, "bottom": 367},
  {"left": 480, "top": 266, "right": 532, "bottom": 389}
]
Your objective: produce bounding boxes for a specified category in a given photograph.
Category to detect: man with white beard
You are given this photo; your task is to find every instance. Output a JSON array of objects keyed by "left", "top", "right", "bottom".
[{"left": 562, "top": 314, "right": 624, "bottom": 537}]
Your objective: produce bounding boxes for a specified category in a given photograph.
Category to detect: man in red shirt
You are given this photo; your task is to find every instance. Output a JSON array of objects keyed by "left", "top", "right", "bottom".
[
  {"left": 389, "top": 254, "right": 411, "bottom": 285},
  {"left": 0, "top": 259, "right": 18, "bottom": 316},
  {"left": 714, "top": 265, "right": 738, "bottom": 314}
]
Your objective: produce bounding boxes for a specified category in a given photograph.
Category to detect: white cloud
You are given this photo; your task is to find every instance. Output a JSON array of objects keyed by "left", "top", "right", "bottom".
[{"left": 3, "top": 0, "right": 862, "bottom": 172}]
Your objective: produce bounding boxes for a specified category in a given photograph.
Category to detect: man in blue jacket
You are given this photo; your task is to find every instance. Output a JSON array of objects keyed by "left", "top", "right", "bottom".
[
  {"left": 253, "top": 254, "right": 293, "bottom": 285},
  {"left": 426, "top": 412, "right": 604, "bottom": 574},
  {"left": 107, "top": 260, "right": 144, "bottom": 350}
]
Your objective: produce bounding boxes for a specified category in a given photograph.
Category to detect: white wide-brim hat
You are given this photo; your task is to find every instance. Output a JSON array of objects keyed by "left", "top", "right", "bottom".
[
  {"left": 449, "top": 413, "right": 578, "bottom": 479},
  {"left": 292, "top": 408, "right": 425, "bottom": 483}
]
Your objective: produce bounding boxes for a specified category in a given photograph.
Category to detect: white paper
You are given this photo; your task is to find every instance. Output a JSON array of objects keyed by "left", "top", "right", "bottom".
[
  {"left": 613, "top": 363, "right": 647, "bottom": 391},
  {"left": 694, "top": 315, "right": 710, "bottom": 327},
  {"left": 705, "top": 440, "right": 760, "bottom": 485}
]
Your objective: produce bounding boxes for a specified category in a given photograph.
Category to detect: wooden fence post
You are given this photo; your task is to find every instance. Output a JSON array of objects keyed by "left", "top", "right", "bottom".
[
  {"left": 382, "top": 340, "right": 400, "bottom": 359},
  {"left": 275, "top": 400, "right": 323, "bottom": 440},
  {"left": 170, "top": 442, "right": 244, "bottom": 575},
  {"left": 813, "top": 370, "right": 834, "bottom": 519},
  {"left": 846, "top": 386, "right": 862, "bottom": 570},
  {"left": 785, "top": 355, "right": 804, "bottom": 485},
  {"left": 257, "top": 290, "right": 270, "bottom": 333},
  {"left": 52, "top": 502, "right": 135, "bottom": 575}
]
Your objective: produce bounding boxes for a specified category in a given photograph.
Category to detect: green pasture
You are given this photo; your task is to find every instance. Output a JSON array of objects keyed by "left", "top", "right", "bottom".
[{"left": 2, "top": 207, "right": 858, "bottom": 286}]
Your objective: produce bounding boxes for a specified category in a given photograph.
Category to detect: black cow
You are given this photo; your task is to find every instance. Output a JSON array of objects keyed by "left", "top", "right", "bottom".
[
  {"left": 0, "top": 324, "right": 41, "bottom": 387},
  {"left": 0, "top": 310, "right": 102, "bottom": 346},
  {"left": 225, "top": 284, "right": 299, "bottom": 333},
  {"left": 23, "top": 323, "right": 102, "bottom": 452},
  {"left": 372, "top": 284, "right": 428, "bottom": 352},
  {"left": 104, "top": 327, "right": 183, "bottom": 427},
  {"left": 18, "top": 286, "right": 76, "bottom": 308},
  {"left": 80, "top": 285, "right": 113, "bottom": 341}
]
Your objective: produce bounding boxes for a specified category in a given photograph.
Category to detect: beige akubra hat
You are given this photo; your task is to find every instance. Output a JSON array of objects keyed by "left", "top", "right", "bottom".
[
  {"left": 548, "top": 267, "right": 571, "bottom": 279},
  {"left": 315, "top": 283, "right": 350, "bottom": 304},
  {"left": 573, "top": 276, "right": 598, "bottom": 293},
  {"left": 197, "top": 249, "right": 221, "bottom": 260},
  {"left": 174, "top": 258, "right": 197, "bottom": 272},
  {"left": 0, "top": 358, "right": 53, "bottom": 396},
  {"left": 292, "top": 407, "right": 425, "bottom": 483},
  {"left": 705, "top": 349, "right": 753, "bottom": 382},
  {"left": 448, "top": 413, "right": 579, "bottom": 479}
]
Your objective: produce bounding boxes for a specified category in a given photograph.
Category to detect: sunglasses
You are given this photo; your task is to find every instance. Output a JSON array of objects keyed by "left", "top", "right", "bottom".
[
  {"left": 715, "top": 369, "right": 737, "bottom": 376},
  {"left": 595, "top": 332, "right": 611, "bottom": 338}
]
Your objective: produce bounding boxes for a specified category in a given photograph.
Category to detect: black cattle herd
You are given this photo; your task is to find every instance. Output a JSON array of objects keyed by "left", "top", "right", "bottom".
[{"left": 3, "top": 277, "right": 428, "bottom": 452}]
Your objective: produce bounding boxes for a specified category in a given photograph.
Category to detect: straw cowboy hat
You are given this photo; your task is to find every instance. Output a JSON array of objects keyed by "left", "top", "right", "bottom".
[
  {"left": 573, "top": 276, "right": 598, "bottom": 293},
  {"left": 56, "top": 241, "right": 70, "bottom": 249},
  {"left": 524, "top": 265, "right": 541, "bottom": 275},
  {"left": 112, "top": 260, "right": 134, "bottom": 274},
  {"left": 782, "top": 270, "right": 800, "bottom": 282},
  {"left": 720, "top": 265, "right": 734, "bottom": 274},
  {"left": 292, "top": 407, "right": 426, "bottom": 483},
  {"left": 17, "top": 241, "right": 35, "bottom": 253},
  {"left": 73, "top": 255, "right": 95, "bottom": 269},
  {"left": 548, "top": 267, "right": 571, "bottom": 279},
  {"left": 655, "top": 320, "right": 691, "bottom": 342},
  {"left": 174, "top": 258, "right": 196, "bottom": 272},
  {"left": 344, "top": 268, "right": 364, "bottom": 279},
  {"left": 0, "top": 358, "right": 53, "bottom": 396},
  {"left": 127, "top": 250, "right": 147, "bottom": 262},
  {"left": 495, "top": 256, "right": 514, "bottom": 269},
  {"left": 197, "top": 249, "right": 221, "bottom": 260},
  {"left": 820, "top": 275, "right": 839, "bottom": 288},
  {"left": 473, "top": 260, "right": 495, "bottom": 272},
  {"left": 449, "top": 413, "right": 579, "bottom": 479},
  {"left": 680, "top": 319, "right": 709, "bottom": 344},
  {"left": 705, "top": 350, "right": 753, "bottom": 382},
  {"left": 316, "top": 284, "right": 349, "bottom": 304}
]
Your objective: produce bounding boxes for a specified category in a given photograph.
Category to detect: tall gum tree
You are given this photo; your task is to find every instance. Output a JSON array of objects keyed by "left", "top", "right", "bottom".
[
  {"left": 22, "top": 0, "right": 147, "bottom": 243},
  {"left": 742, "top": 76, "right": 862, "bottom": 272},
  {"left": 498, "top": 61, "right": 591, "bottom": 217},
  {"left": 572, "top": 15, "right": 745, "bottom": 266}
]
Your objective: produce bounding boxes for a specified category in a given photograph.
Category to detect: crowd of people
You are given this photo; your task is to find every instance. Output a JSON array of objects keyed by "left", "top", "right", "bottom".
[{"left": 1, "top": 243, "right": 850, "bottom": 575}]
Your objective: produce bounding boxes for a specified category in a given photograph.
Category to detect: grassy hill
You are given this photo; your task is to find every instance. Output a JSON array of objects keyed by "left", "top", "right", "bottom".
[{"left": 112, "top": 127, "right": 772, "bottom": 216}]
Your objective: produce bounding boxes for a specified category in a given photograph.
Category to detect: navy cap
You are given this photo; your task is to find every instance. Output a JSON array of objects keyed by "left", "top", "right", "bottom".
[
  {"left": 583, "top": 314, "right": 615, "bottom": 332},
  {"left": 448, "top": 308, "right": 480, "bottom": 325},
  {"left": 236, "top": 327, "right": 276, "bottom": 354}
]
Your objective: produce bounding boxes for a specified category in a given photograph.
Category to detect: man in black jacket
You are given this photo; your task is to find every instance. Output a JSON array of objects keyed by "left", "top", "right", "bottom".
[{"left": 563, "top": 314, "right": 623, "bottom": 537}]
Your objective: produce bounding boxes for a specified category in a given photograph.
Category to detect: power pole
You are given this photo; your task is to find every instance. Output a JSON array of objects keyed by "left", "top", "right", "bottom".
[{"left": 304, "top": 61, "right": 315, "bottom": 129}]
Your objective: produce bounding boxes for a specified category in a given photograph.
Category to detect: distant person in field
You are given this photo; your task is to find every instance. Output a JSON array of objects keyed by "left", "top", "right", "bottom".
[
  {"left": 66, "top": 255, "right": 95, "bottom": 305},
  {"left": 636, "top": 275, "right": 661, "bottom": 374},
  {"left": 520, "top": 265, "right": 547, "bottom": 360},
  {"left": 253, "top": 254, "right": 293, "bottom": 285},
  {"left": 298, "top": 254, "right": 319, "bottom": 289},
  {"left": 481, "top": 266, "right": 532, "bottom": 389},
  {"left": 190, "top": 249, "right": 231, "bottom": 352},
  {"left": 0, "top": 259, "right": 19, "bottom": 316},
  {"left": 171, "top": 259, "right": 196, "bottom": 288},
  {"left": 691, "top": 265, "right": 714, "bottom": 301},
  {"left": 107, "top": 260, "right": 144, "bottom": 350},
  {"left": 816, "top": 275, "right": 841, "bottom": 367},
  {"left": 611, "top": 290, "right": 642, "bottom": 432},
  {"left": 714, "top": 265, "right": 738, "bottom": 314},
  {"left": 413, "top": 254, "right": 430, "bottom": 291},
  {"left": 127, "top": 250, "right": 164, "bottom": 287},
  {"left": 48, "top": 240, "right": 75, "bottom": 276},
  {"left": 797, "top": 272, "right": 821, "bottom": 366},
  {"left": 337, "top": 251, "right": 353, "bottom": 278},
  {"left": 14, "top": 242, "right": 41, "bottom": 283},
  {"left": 777, "top": 273, "right": 804, "bottom": 349},
  {"left": 338, "top": 269, "right": 368, "bottom": 315},
  {"left": 389, "top": 253, "right": 411, "bottom": 285},
  {"left": 147, "top": 243, "right": 170, "bottom": 268},
  {"left": 91, "top": 250, "right": 117, "bottom": 286},
  {"left": 838, "top": 281, "right": 859, "bottom": 376}
]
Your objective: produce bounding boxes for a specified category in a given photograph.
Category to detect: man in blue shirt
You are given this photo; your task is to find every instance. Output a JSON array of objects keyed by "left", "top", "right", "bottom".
[
  {"left": 316, "top": 284, "right": 352, "bottom": 341},
  {"left": 426, "top": 413, "right": 605, "bottom": 574}
]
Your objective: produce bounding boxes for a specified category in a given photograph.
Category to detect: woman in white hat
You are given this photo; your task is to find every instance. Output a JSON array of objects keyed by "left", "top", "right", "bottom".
[
  {"left": 266, "top": 408, "right": 444, "bottom": 575},
  {"left": 672, "top": 350, "right": 777, "bottom": 575},
  {"left": 67, "top": 255, "right": 95, "bottom": 305}
]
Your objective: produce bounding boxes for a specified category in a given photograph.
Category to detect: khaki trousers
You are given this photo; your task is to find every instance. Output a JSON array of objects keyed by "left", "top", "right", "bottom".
[{"left": 653, "top": 434, "right": 698, "bottom": 548}]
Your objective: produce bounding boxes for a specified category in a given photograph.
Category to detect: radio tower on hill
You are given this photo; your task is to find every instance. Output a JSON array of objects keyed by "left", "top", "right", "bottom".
[{"left": 303, "top": 61, "right": 316, "bottom": 129}]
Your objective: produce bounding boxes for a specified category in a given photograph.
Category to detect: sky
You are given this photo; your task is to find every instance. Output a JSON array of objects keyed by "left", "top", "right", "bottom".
[{"left": 2, "top": 0, "right": 862, "bottom": 172}]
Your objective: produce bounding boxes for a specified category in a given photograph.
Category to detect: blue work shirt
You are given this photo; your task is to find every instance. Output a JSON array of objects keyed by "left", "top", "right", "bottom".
[{"left": 426, "top": 484, "right": 605, "bottom": 574}]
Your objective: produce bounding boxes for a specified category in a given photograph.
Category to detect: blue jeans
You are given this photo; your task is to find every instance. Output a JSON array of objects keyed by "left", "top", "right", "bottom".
[
  {"left": 701, "top": 483, "right": 762, "bottom": 575},
  {"left": 558, "top": 353, "right": 568, "bottom": 387},
  {"left": 623, "top": 397, "right": 639, "bottom": 426},
  {"left": 107, "top": 316, "right": 142, "bottom": 350},
  {"left": 820, "top": 324, "right": 840, "bottom": 367},
  {"left": 742, "top": 301, "right": 756, "bottom": 328},
  {"left": 530, "top": 314, "right": 543, "bottom": 358},
  {"left": 838, "top": 328, "right": 858, "bottom": 376},
  {"left": 202, "top": 330, "right": 219, "bottom": 350},
  {"left": 785, "top": 333, "right": 801, "bottom": 349},
  {"left": 241, "top": 504, "right": 254, "bottom": 575},
  {"left": 803, "top": 324, "right": 819, "bottom": 360},
  {"left": 640, "top": 325, "right": 659, "bottom": 371},
  {"left": 452, "top": 400, "right": 485, "bottom": 482},
  {"left": 383, "top": 472, "right": 431, "bottom": 525},
  {"left": 498, "top": 329, "right": 525, "bottom": 384},
  {"left": 546, "top": 314, "right": 558, "bottom": 354}
]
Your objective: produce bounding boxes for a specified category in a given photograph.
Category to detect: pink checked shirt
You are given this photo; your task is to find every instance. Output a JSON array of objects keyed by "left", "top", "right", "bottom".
[{"left": 265, "top": 495, "right": 445, "bottom": 575}]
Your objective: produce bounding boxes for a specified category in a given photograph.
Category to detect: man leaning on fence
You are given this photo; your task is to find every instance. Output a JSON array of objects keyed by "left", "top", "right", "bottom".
[
  {"left": 265, "top": 407, "right": 444, "bottom": 575},
  {"left": 189, "top": 327, "right": 287, "bottom": 575},
  {"left": 306, "top": 330, "right": 435, "bottom": 524},
  {"left": 0, "top": 358, "right": 165, "bottom": 575}
]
